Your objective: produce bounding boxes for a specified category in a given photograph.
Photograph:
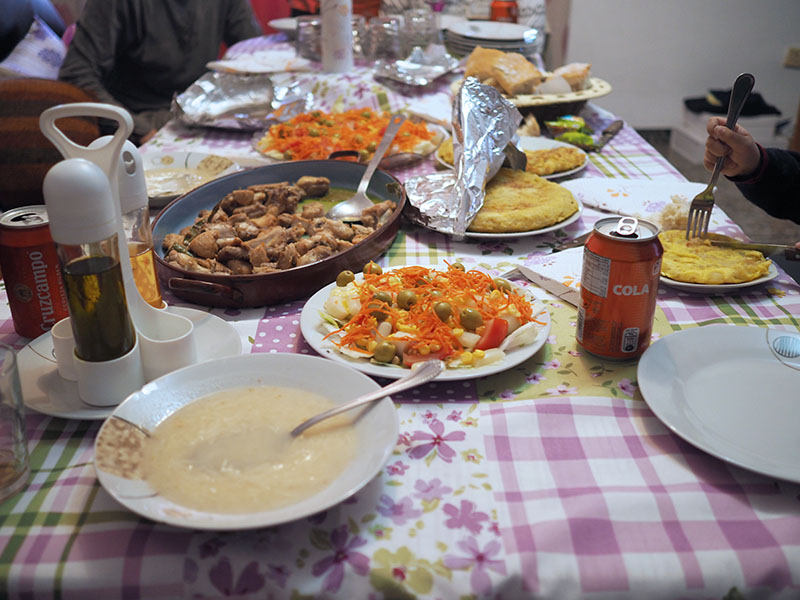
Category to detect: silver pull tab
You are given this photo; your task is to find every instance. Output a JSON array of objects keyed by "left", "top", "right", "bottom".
[{"left": 613, "top": 217, "right": 639, "bottom": 238}]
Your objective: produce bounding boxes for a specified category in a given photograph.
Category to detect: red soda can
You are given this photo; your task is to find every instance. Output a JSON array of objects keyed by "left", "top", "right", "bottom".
[
  {"left": 490, "top": 0, "right": 518, "bottom": 23},
  {"left": 0, "top": 206, "right": 69, "bottom": 338},
  {"left": 577, "top": 216, "right": 663, "bottom": 359}
]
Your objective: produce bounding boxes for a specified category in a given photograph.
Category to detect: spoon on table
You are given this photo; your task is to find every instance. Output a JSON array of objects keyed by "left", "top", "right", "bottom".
[
  {"left": 325, "top": 113, "right": 406, "bottom": 222},
  {"left": 188, "top": 359, "right": 444, "bottom": 471}
]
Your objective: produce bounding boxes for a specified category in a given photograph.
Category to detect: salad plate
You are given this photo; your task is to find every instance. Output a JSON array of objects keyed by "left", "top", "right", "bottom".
[
  {"left": 299, "top": 274, "right": 551, "bottom": 381},
  {"left": 638, "top": 325, "right": 800, "bottom": 483}
]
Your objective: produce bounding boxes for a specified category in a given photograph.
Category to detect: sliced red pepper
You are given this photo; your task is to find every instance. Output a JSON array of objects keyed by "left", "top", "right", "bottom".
[{"left": 402, "top": 348, "right": 450, "bottom": 367}]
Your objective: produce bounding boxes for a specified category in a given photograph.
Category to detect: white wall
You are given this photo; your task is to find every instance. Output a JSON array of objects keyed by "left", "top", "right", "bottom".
[{"left": 567, "top": 0, "right": 800, "bottom": 132}]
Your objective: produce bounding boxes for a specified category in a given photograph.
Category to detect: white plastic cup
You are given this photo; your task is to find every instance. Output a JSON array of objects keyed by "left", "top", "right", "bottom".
[
  {"left": 73, "top": 337, "right": 145, "bottom": 407},
  {"left": 51, "top": 318, "right": 77, "bottom": 381}
]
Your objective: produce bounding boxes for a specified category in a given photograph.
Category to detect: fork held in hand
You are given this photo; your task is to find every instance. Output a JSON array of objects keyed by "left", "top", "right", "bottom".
[{"left": 685, "top": 72, "right": 755, "bottom": 239}]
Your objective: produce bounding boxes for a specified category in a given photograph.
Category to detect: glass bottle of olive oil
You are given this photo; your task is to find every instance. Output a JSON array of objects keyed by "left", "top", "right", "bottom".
[{"left": 58, "top": 236, "right": 136, "bottom": 362}]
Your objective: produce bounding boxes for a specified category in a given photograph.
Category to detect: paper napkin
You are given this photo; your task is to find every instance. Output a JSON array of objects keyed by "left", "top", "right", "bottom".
[
  {"left": 507, "top": 247, "right": 584, "bottom": 306},
  {"left": 207, "top": 50, "right": 313, "bottom": 74}
]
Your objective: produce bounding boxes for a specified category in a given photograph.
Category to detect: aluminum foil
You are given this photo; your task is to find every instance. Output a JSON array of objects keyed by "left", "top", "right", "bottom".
[
  {"left": 405, "top": 77, "right": 523, "bottom": 238},
  {"left": 373, "top": 45, "right": 461, "bottom": 87},
  {"left": 172, "top": 71, "right": 307, "bottom": 131}
]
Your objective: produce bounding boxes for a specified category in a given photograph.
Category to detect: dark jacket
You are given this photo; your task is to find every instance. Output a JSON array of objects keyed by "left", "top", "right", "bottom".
[{"left": 730, "top": 145, "right": 800, "bottom": 225}]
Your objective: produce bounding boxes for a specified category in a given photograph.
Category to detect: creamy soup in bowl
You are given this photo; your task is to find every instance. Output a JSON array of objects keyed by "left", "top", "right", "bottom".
[{"left": 93, "top": 353, "right": 398, "bottom": 530}]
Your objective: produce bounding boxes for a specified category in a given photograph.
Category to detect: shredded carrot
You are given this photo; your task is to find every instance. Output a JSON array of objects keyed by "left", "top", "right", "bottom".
[
  {"left": 324, "top": 264, "right": 542, "bottom": 364},
  {"left": 256, "top": 108, "right": 436, "bottom": 161}
]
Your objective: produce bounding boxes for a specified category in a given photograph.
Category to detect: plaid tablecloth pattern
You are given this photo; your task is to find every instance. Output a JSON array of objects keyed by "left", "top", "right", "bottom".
[{"left": 2, "top": 36, "right": 800, "bottom": 600}]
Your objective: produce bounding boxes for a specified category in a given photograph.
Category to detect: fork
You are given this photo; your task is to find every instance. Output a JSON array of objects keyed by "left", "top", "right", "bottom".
[{"left": 685, "top": 72, "right": 755, "bottom": 239}]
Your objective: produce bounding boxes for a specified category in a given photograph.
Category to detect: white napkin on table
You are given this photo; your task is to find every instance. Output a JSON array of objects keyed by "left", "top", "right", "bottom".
[
  {"left": 505, "top": 247, "right": 584, "bottom": 307},
  {"left": 207, "top": 50, "right": 312, "bottom": 74}
]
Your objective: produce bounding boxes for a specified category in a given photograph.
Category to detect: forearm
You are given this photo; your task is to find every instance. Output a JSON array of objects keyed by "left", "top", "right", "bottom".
[{"left": 732, "top": 148, "right": 800, "bottom": 224}]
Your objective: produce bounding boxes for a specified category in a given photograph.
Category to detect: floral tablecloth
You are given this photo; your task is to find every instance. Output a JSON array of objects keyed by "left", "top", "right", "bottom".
[{"left": 2, "top": 37, "right": 800, "bottom": 600}]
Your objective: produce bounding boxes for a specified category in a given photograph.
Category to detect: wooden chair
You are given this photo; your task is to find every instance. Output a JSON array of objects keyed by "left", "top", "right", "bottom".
[{"left": 0, "top": 78, "right": 99, "bottom": 211}]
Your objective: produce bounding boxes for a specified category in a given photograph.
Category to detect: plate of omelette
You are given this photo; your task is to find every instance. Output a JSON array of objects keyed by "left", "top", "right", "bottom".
[{"left": 658, "top": 230, "right": 777, "bottom": 293}]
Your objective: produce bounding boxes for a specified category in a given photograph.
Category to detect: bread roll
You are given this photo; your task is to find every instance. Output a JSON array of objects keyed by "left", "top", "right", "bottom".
[
  {"left": 553, "top": 62, "right": 592, "bottom": 91},
  {"left": 490, "top": 52, "right": 544, "bottom": 96},
  {"left": 464, "top": 46, "right": 506, "bottom": 81}
]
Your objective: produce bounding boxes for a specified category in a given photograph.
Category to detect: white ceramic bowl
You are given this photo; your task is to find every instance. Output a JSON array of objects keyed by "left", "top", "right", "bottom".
[{"left": 94, "top": 353, "right": 398, "bottom": 530}]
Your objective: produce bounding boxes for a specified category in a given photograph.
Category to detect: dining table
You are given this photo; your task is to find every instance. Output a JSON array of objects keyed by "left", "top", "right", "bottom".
[{"left": 2, "top": 34, "right": 800, "bottom": 600}]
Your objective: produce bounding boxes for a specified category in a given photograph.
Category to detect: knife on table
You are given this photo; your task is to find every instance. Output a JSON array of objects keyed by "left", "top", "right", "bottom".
[
  {"left": 589, "top": 120, "right": 623, "bottom": 152},
  {"left": 708, "top": 240, "right": 800, "bottom": 260}
]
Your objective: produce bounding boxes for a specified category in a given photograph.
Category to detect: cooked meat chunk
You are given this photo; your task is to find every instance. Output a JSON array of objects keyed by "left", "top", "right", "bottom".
[
  {"left": 248, "top": 244, "right": 269, "bottom": 267},
  {"left": 360, "top": 200, "right": 395, "bottom": 228},
  {"left": 188, "top": 231, "right": 218, "bottom": 259},
  {"left": 234, "top": 221, "right": 261, "bottom": 240},
  {"left": 166, "top": 249, "right": 212, "bottom": 274},
  {"left": 162, "top": 233, "right": 184, "bottom": 251},
  {"left": 296, "top": 245, "right": 335, "bottom": 266},
  {"left": 206, "top": 222, "right": 236, "bottom": 238},
  {"left": 232, "top": 189, "right": 254, "bottom": 206},
  {"left": 217, "top": 246, "right": 250, "bottom": 263},
  {"left": 276, "top": 244, "right": 299, "bottom": 270},
  {"left": 226, "top": 259, "right": 253, "bottom": 274},
  {"left": 301, "top": 201, "right": 325, "bottom": 219},
  {"left": 296, "top": 176, "right": 330, "bottom": 197}
]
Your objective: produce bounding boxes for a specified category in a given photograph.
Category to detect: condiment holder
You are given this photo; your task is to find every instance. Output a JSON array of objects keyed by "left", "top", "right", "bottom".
[{"left": 39, "top": 103, "right": 197, "bottom": 405}]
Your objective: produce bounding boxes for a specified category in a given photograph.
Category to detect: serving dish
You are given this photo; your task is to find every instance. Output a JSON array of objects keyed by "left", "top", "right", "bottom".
[
  {"left": 300, "top": 275, "right": 552, "bottom": 381},
  {"left": 142, "top": 152, "right": 241, "bottom": 209},
  {"left": 94, "top": 353, "right": 399, "bottom": 530},
  {"left": 17, "top": 306, "right": 242, "bottom": 420},
  {"left": 151, "top": 160, "right": 405, "bottom": 308},
  {"left": 638, "top": 325, "right": 800, "bottom": 483},
  {"left": 659, "top": 263, "right": 779, "bottom": 294}
]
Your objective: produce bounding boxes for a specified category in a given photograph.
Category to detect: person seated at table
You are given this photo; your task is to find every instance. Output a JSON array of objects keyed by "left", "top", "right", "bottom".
[
  {"left": 704, "top": 116, "right": 800, "bottom": 246},
  {"left": 289, "top": 0, "right": 318, "bottom": 16},
  {"left": 59, "top": 0, "right": 262, "bottom": 144}
]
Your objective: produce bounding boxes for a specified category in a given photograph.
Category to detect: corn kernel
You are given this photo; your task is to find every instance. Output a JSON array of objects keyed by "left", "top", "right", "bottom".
[
  {"left": 473, "top": 349, "right": 485, "bottom": 359},
  {"left": 419, "top": 345, "right": 430, "bottom": 355},
  {"left": 430, "top": 342, "right": 441, "bottom": 352},
  {"left": 452, "top": 328, "right": 464, "bottom": 336},
  {"left": 460, "top": 351, "right": 473, "bottom": 364},
  {"left": 367, "top": 340, "right": 378, "bottom": 352},
  {"left": 490, "top": 289, "right": 502, "bottom": 300},
  {"left": 397, "top": 323, "right": 417, "bottom": 333},
  {"left": 475, "top": 325, "right": 485, "bottom": 335}
]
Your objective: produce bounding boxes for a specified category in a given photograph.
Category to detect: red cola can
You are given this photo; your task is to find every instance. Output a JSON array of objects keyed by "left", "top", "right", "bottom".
[
  {"left": 490, "top": 0, "right": 518, "bottom": 23},
  {"left": 577, "top": 216, "right": 662, "bottom": 359},
  {"left": 0, "top": 206, "right": 69, "bottom": 338}
]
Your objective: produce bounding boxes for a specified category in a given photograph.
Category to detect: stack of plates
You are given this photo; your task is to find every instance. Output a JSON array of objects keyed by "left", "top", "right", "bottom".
[{"left": 444, "top": 20, "right": 543, "bottom": 59}]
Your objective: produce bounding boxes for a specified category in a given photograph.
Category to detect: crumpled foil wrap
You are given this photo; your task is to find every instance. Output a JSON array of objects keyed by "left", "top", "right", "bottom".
[
  {"left": 172, "top": 71, "right": 307, "bottom": 131},
  {"left": 405, "top": 77, "right": 523, "bottom": 238}
]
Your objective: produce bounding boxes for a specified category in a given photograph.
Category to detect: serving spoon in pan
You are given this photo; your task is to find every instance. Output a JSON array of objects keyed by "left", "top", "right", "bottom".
[{"left": 326, "top": 113, "right": 406, "bottom": 222}]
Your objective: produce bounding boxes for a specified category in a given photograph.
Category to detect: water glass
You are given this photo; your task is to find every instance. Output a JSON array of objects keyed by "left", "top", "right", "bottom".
[
  {"left": 367, "top": 16, "right": 404, "bottom": 61},
  {"left": 296, "top": 15, "right": 322, "bottom": 62},
  {"left": 403, "top": 7, "right": 437, "bottom": 53},
  {"left": 352, "top": 14, "right": 368, "bottom": 62},
  {"left": 0, "top": 343, "right": 29, "bottom": 503}
]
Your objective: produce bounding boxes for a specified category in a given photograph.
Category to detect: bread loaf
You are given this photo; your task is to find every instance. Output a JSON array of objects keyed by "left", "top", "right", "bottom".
[
  {"left": 490, "top": 52, "right": 544, "bottom": 96},
  {"left": 464, "top": 46, "right": 506, "bottom": 81}
]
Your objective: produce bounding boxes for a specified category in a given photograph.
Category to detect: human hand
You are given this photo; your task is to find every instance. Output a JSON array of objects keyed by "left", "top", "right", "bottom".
[{"left": 703, "top": 116, "right": 761, "bottom": 178}]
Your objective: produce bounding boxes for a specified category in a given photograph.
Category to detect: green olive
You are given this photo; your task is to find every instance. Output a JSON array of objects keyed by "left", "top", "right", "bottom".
[
  {"left": 373, "top": 341, "right": 396, "bottom": 363},
  {"left": 397, "top": 289, "right": 418, "bottom": 310},
  {"left": 493, "top": 277, "right": 512, "bottom": 292},
  {"left": 451, "top": 262, "right": 465, "bottom": 271},
  {"left": 460, "top": 308, "right": 483, "bottom": 331},
  {"left": 373, "top": 291, "right": 392, "bottom": 304},
  {"left": 336, "top": 270, "right": 355, "bottom": 287},
  {"left": 363, "top": 261, "right": 382, "bottom": 275},
  {"left": 368, "top": 302, "right": 388, "bottom": 321},
  {"left": 433, "top": 301, "right": 453, "bottom": 322}
]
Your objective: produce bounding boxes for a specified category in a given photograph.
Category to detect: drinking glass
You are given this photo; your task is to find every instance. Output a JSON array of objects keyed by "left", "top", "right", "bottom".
[
  {"left": 367, "top": 16, "right": 404, "bottom": 62},
  {"left": 352, "top": 14, "right": 368, "bottom": 62},
  {"left": 403, "top": 7, "right": 437, "bottom": 53},
  {"left": 296, "top": 15, "right": 322, "bottom": 62},
  {"left": 0, "top": 343, "right": 29, "bottom": 503}
]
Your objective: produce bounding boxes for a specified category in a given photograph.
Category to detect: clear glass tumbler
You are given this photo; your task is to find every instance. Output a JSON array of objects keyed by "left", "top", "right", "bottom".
[
  {"left": 0, "top": 343, "right": 29, "bottom": 503},
  {"left": 367, "top": 16, "right": 404, "bottom": 61},
  {"left": 296, "top": 15, "right": 322, "bottom": 62},
  {"left": 403, "top": 7, "right": 437, "bottom": 54}
]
